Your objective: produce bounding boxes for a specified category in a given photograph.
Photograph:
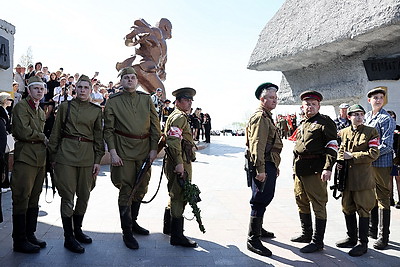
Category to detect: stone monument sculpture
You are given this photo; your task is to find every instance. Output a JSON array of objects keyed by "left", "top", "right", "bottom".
[{"left": 116, "top": 18, "right": 172, "bottom": 99}]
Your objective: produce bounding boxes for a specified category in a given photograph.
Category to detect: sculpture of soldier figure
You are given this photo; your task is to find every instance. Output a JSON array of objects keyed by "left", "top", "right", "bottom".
[{"left": 116, "top": 18, "right": 172, "bottom": 100}]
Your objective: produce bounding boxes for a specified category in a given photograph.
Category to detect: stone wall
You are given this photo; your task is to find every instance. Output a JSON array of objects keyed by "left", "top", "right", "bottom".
[
  {"left": 0, "top": 19, "right": 15, "bottom": 93},
  {"left": 248, "top": 0, "right": 400, "bottom": 119}
]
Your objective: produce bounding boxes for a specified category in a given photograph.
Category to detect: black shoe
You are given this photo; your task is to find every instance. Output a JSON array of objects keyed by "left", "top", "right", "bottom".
[
  {"left": 123, "top": 233, "right": 139, "bottom": 249},
  {"left": 13, "top": 240, "right": 40, "bottom": 253},
  {"left": 27, "top": 234, "right": 47, "bottom": 248},
  {"left": 261, "top": 228, "right": 275, "bottom": 238},
  {"left": 300, "top": 218, "right": 326, "bottom": 253},
  {"left": 247, "top": 239, "right": 272, "bottom": 257},
  {"left": 73, "top": 215, "right": 92, "bottom": 244},
  {"left": 349, "top": 242, "right": 367, "bottom": 257},
  {"left": 12, "top": 214, "right": 41, "bottom": 253},
  {"left": 64, "top": 236, "right": 85, "bottom": 253},
  {"left": 336, "top": 237, "right": 357, "bottom": 248},
  {"left": 170, "top": 217, "right": 197, "bottom": 248},
  {"left": 291, "top": 213, "right": 312, "bottom": 243},
  {"left": 132, "top": 221, "right": 149, "bottom": 235},
  {"left": 131, "top": 202, "right": 150, "bottom": 235},
  {"left": 373, "top": 209, "right": 390, "bottom": 250},
  {"left": 26, "top": 208, "right": 46, "bottom": 248},
  {"left": 247, "top": 216, "right": 272, "bottom": 257},
  {"left": 336, "top": 213, "right": 357, "bottom": 248},
  {"left": 300, "top": 242, "right": 323, "bottom": 253},
  {"left": 119, "top": 206, "right": 139, "bottom": 249}
]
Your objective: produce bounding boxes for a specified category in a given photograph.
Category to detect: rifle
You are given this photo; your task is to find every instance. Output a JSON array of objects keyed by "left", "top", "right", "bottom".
[
  {"left": 127, "top": 135, "right": 166, "bottom": 204},
  {"left": 330, "top": 159, "right": 348, "bottom": 200},
  {"left": 164, "top": 145, "right": 206, "bottom": 233}
]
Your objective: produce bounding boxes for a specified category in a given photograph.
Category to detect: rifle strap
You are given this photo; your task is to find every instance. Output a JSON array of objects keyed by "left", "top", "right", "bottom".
[
  {"left": 44, "top": 172, "right": 56, "bottom": 203},
  {"left": 140, "top": 155, "right": 165, "bottom": 204},
  {"left": 61, "top": 100, "right": 71, "bottom": 136}
]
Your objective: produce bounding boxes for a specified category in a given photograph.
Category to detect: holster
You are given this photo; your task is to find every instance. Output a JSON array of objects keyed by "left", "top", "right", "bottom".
[
  {"left": 244, "top": 149, "right": 256, "bottom": 187},
  {"left": 181, "top": 139, "right": 195, "bottom": 163}
]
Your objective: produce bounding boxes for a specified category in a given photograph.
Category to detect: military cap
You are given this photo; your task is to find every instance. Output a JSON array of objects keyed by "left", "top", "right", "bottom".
[
  {"left": 164, "top": 99, "right": 171, "bottom": 104},
  {"left": 347, "top": 104, "right": 365, "bottom": 115},
  {"left": 339, "top": 103, "right": 350, "bottom": 109},
  {"left": 172, "top": 87, "right": 196, "bottom": 100},
  {"left": 27, "top": 76, "right": 45, "bottom": 87},
  {"left": 156, "top": 88, "right": 163, "bottom": 92},
  {"left": 367, "top": 87, "right": 386, "bottom": 98},
  {"left": 77, "top": 74, "right": 91, "bottom": 84},
  {"left": 118, "top": 66, "right": 136, "bottom": 78},
  {"left": 255, "top": 82, "right": 278, "bottom": 100},
  {"left": 300, "top": 90, "right": 323, "bottom": 101}
]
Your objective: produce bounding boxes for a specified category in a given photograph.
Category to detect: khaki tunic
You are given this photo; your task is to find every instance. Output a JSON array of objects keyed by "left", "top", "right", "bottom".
[
  {"left": 104, "top": 90, "right": 160, "bottom": 205},
  {"left": 48, "top": 99, "right": 105, "bottom": 217},
  {"left": 246, "top": 107, "right": 283, "bottom": 173},
  {"left": 338, "top": 125, "right": 380, "bottom": 191},
  {"left": 164, "top": 109, "right": 196, "bottom": 218},
  {"left": 338, "top": 125, "right": 380, "bottom": 217},
  {"left": 293, "top": 113, "right": 337, "bottom": 219},
  {"left": 11, "top": 97, "right": 46, "bottom": 214}
]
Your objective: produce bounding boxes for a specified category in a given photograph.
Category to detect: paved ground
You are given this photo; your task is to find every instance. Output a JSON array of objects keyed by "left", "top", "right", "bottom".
[{"left": 0, "top": 136, "right": 399, "bottom": 266}]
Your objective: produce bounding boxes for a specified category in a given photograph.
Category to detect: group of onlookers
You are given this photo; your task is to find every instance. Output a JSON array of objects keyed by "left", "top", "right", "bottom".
[{"left": 189, "top": 108, "right": 211, "bottom": 143}]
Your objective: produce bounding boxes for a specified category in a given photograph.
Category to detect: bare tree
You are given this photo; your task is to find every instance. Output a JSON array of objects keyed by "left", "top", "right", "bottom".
[{"left": 18, "top": 46, "right": 33, "bottom": 67}]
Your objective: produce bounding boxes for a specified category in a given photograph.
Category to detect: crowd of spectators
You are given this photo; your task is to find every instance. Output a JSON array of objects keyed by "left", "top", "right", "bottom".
[{"left": 188, "top": 108, "right": 212, "bottom": 143}]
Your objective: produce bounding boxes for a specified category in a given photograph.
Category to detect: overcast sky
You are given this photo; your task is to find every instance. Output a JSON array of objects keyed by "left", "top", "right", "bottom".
[{"left": 2, "top": 0, "right": 286, "bottom": 129}]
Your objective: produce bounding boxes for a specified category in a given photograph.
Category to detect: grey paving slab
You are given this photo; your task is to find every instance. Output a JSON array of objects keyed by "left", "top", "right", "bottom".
[{"left": 0, "top": 136, "right": 399, "bottom": 266}]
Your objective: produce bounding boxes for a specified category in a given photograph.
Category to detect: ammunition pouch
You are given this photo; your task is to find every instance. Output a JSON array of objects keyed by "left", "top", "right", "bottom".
[{"left": 294, "top": 154, "right": 324, "bottom": 177}]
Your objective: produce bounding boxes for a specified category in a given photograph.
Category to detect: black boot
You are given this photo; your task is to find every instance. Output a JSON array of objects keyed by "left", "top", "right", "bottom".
[
  {"left": 26, "top": 207, "right": 46, "bottom": 248},
  {"left": 336, "top": 213, "right": 357, "bottom": 248},
  {"left": 170, "top": 217, "right": 197, "bottom": 247},
  {"left": 12, "top": 214, "right": 40, "bottom": 253},
  {"left": 373, "top": 209, "right": 390, "bottom": 250},
  {"left": 291, "top": 213, "right": 312, "bottom": 243},
  {"left": 131, "top": 202, "right": 149, "bottom": 235},
  {"left": 261, "top": 221, "right": 275, "bottom": 239},
  {"left": 163, "top": 207, "right": 171, "bottom": 235},
  {"left": 62, "top": 216, "right": 85, "bottom": 253},
  {"left": 73, "top": 214, "right": 92, "bottom": 244},
  {"left": 247, "top": 216, "right": 272, "bottom": 257},
  {"left": 369, "top": 206, "right": 378, "bottom": 239},
  {"left": 349, "top": 217, "right": 369, "bottom": 257},
  {"left": 300, "top": 218, "right": 326, "bottom": 253},
  {"left": 119, "top": 206, "right": 139, "bottom": 249}
]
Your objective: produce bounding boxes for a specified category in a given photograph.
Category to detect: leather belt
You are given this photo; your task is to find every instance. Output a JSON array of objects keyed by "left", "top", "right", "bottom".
[
  {"left": 298, "top": 154, "right": 322, "bottom": 160},
  {"left": 18, "top": 140, "right": 43, "bottom": 144},
  {"left": 63, "top": 134, "right": 93, "bottom": 142},
  {"left": 115, "top": 130, "right": 150, "bottom": 139}
]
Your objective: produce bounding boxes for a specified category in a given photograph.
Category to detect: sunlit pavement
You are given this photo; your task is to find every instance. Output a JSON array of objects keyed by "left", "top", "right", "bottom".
[{"left": 0, "top": 136, "right": 399, "bottom": 266}]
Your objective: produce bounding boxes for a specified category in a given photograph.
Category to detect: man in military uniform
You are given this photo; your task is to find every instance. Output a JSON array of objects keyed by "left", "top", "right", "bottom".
[
  {"left": 163, "top": 87, "right": 197, "bottom": 248},
  {"left": 104, "top": 67, "right": 160, "bottom": 249},
  {"left": 335, "top": 104, "right": 379, "bottom": 256},
  {"left": 11, "top": 76, "right": 47, "bottom": 253},
  {"left": 48, "top": 75, "right": 105, "bottom": 253},
  {"left": 291, "top": 91, "right": 338, "bottom": 253},
  {"left": 245, "top": 83, "right": 283, "bottom": 257},
  {"left": 364, "top": 87, "right": 395, "bottom": 250}
]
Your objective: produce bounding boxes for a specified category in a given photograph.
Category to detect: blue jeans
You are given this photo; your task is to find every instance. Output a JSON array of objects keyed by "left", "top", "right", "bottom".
[{"left": 250, "top": 161, "right": 277, "bottom": 217}]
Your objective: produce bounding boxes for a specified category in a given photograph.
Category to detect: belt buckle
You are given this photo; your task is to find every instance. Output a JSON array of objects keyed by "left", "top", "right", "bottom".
[{"left": 78, "top": 137, "right": 83, "bottom": 141}]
